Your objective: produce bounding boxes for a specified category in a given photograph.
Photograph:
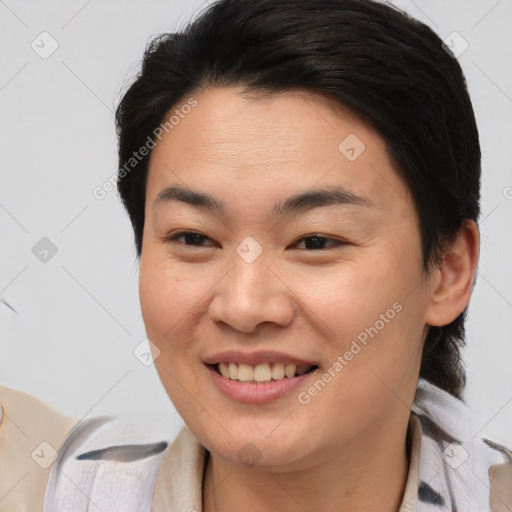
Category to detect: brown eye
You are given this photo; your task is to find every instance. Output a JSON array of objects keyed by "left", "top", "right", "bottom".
[
  {"left": 166, "top": 231, "right": 213, "bottom": 247},
  {"left": 292, "top": 235, "right": 345, "bottom": 250}
]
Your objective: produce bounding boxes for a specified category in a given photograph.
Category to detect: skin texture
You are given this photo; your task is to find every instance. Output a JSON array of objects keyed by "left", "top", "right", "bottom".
[{"left": 139, "top": 87, "right": 479, "bottom": 512}]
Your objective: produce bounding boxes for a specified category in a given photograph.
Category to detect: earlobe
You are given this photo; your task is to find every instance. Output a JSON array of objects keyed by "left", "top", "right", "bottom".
[{"left": 424, "top": 220, "right": 480, "bottom": 327}]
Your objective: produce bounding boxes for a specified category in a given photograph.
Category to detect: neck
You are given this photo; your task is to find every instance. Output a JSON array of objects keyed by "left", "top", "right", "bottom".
[{"left": 202, "top": 416, "right": 411, "bottom": 512}]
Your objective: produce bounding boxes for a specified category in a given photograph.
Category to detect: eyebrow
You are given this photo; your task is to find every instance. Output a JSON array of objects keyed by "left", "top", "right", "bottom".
[{"left": 152, "top": 184, "right": 375, "bottom": 216}]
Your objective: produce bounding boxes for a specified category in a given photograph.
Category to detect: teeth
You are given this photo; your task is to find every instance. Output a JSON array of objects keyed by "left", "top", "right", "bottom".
[
  {"left": 238, "top": 364, "right": 253, "bottom": 382},
  {"left": 253, "top": 363, "right": 272, "bottom": 382},
  {"left": 228, "top": 363, "right": 238, "bottom": 379},
  {"left": 271, "top": 363, "right": 285, "bottom": 380},
  {"left": 216, "top": 362, "right": 314, "bottom": 382},
  {"left": 219, "top": 362, "right": 229, "bottom": 378},
  {"left": 284, "top": 364, "right": 296, "bottom": 378}
]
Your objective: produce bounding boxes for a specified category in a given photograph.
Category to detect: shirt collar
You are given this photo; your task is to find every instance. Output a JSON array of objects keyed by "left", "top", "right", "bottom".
[{"left": 152, "top": 414, "right": 421, "bottom": 511}]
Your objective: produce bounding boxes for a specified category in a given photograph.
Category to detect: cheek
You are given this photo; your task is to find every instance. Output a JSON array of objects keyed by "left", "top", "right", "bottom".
[
  {"left": 297, "top": 247, "right": 425, "bottom": 377},
  {"left": 292, "top": 255, "right": 410, "bottom": 339},
  {"left": 138, "top": 259, "right": 207, "bottom": 410},
  {"left": 139, "top": 257, "right": 201, "bottom": 344}
]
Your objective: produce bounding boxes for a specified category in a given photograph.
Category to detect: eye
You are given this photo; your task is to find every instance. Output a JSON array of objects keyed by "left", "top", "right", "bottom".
[
  {"left": 164, "top": 231, "right": 345, "bottom": 250},
  {"left": 292, "top": 234, "right": 345, "bottom": 250},
  {"left": 166, "top": 231, "right": 214, "bottom": 247}
]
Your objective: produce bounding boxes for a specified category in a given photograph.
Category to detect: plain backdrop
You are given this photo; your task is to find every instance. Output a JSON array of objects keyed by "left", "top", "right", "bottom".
[{"left": 1, "top": 0, "right": 511, "bottom": 446}]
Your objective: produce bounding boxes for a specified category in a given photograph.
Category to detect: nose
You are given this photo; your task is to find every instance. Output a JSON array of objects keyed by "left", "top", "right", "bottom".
[{"left": 208, "top": 253, "right": 296, "bottom": 335}]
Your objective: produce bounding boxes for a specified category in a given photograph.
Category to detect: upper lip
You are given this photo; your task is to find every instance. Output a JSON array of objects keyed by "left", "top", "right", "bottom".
[{"left": 203, "top": 350, "right": 319, "bottom": 367}]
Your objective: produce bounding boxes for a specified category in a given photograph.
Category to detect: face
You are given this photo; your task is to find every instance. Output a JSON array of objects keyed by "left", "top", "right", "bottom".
[{"left": 139, "top": 86, "right": 432, "bottom": 471}]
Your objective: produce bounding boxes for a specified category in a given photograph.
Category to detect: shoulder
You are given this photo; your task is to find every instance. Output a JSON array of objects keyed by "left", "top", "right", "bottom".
[
  {"left": 42, "top": 412, "right": 170, "bottom": 512},
  {"left": 411, "top": 379, "right": 512, "bottom": 511},
  {"left": 0, "top": 384, "right": 79, "bottom": 511},
  {"left": 0, "top": 384, "right": 172, "bottom": 512},
  {"left": 44, "top": 418, "right": 208, "bottom": 512}
]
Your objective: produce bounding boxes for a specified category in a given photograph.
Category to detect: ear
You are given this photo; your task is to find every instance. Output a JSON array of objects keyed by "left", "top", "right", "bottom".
[{"left": 424, "top": 220, "right": 480, "bottom": 327}]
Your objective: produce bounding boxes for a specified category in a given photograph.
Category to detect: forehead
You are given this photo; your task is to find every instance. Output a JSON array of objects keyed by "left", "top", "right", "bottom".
[{"left": 146, "top": 86, "right": 414, "bottom": 217}]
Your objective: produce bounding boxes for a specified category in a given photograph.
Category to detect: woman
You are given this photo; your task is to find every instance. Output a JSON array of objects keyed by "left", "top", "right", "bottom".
[{"left": 1, "top": 0, "right": 511, "bottom": 510}]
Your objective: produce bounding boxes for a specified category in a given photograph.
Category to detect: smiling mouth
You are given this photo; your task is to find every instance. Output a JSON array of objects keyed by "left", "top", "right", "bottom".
[{"left": 207, "top": 362, "right": 319, "bottom": 383}]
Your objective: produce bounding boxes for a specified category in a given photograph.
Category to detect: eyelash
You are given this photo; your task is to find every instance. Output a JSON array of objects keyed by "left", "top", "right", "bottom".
[{"left": 165, "top": 231, "right": 345, "bottom": 250}]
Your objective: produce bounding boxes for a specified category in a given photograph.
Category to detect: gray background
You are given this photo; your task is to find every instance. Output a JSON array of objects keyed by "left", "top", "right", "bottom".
[{"left": 1, "top": 0, "right": 511, "bottom": 446}]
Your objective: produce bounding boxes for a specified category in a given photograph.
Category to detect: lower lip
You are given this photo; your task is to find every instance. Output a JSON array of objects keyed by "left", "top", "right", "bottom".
[{"left": 205, "top": 364, "right": 318, "bottom": 404}]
